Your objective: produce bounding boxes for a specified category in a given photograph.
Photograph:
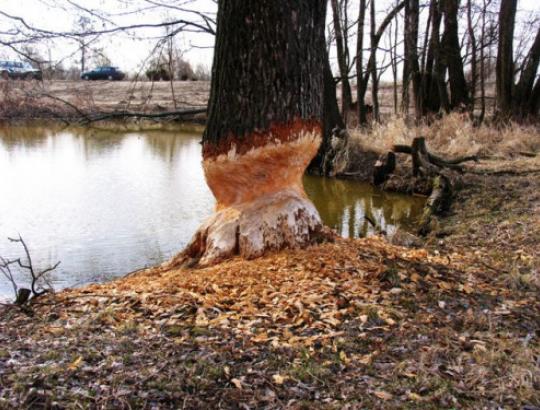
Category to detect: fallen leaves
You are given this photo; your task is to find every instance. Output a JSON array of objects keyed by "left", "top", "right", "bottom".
[
  {"left": 230, "top": 378, "right": 243, "bottom": 389},
  {"left": 374, "top": 390, "right": 393, "bottom": 400},
  {"left": 0, "top": 235, "right": 538, "bottom": 409}
]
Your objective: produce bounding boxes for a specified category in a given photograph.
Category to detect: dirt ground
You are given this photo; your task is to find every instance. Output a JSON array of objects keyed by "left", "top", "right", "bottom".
[{"left": 0, "top": 153, "right": 538, "bottom": 409}]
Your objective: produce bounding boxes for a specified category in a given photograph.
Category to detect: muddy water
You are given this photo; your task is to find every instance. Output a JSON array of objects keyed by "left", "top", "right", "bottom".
[{"left": 0, "top": 125, "right": 424, "bottom": 298}]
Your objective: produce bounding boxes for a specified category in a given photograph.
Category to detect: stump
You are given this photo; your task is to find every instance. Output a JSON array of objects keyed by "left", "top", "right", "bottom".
[{"left": 373, "top": 137, "right": 476, "bottom": 235}]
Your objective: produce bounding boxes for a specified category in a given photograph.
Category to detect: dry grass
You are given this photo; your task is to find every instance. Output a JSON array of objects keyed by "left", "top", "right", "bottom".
[
  {"left": 349, "top": 113, "right": 540, "bottom": 159},
  {"left": 0, "top": 79, "right": 210, "bottom": 121}
]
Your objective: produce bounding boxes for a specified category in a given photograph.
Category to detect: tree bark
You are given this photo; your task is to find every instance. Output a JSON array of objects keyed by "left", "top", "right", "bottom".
[
  {"left": 370, "top": 0, "right": 380, "bottom": 122},
  {"left": 441, "top": 0, "right": 470, "bottom": 110},
  {"left": 356, "top": 0, "right": 367, "bottom": 124},
  {"left": 422, "top": 0, "right": 445, "bottom": 114},
  {"left": 357, "top": 1, "right": 405, "bottom": 124},
  {"left": 310, "top": 49, "right": 345, "bottom": 175},
  {"left": 391, "top": 12, "right": 399, "bottom": 114},
  {"left": 478, "top": 0, "right": 488, "bottom": 123},
  {"left": 331, "top": 0, "right": 353, "bottom": 120},
  {"left": 513, "top": 26, "right": 540, "bottom": 119},
  {"left": 466, "top": 0, "right": 477, "bottom": 118},
  {"left": 172, "top": 0, "right": 328, "bottom": 267},
  {"left": 402, "top": 0, "right": 421, "bottom": 119},
  {"left": 495, "top": 0, "right": 517, "bottom": 119}
]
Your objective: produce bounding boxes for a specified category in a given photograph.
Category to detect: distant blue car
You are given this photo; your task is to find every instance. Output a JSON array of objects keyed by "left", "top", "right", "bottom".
[{"left": 81, "top": 66, "right": 125, "bottom": 81}]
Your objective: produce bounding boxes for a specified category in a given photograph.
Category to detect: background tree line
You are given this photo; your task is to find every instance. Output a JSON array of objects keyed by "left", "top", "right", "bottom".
[
  {"left": 0, "top": 0, "right": 537, "bottom": 122},
  {"left": 327, "top": 0, "right": 539, "bottom": 126}
]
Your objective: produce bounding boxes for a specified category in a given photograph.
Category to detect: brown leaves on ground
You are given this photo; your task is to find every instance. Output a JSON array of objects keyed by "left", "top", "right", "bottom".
[{"left": 1, "top": 232, "right": 538, "bottom": 409}]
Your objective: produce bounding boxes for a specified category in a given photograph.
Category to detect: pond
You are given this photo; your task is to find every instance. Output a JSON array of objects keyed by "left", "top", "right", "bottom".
[{"left": 0, "top": 124, "right": 425, "bottom": 299}]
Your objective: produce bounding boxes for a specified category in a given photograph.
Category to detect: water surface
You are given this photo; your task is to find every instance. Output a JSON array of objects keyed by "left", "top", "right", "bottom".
[{"left": 0, "top": 125, "right": 424, "bottom": 298}]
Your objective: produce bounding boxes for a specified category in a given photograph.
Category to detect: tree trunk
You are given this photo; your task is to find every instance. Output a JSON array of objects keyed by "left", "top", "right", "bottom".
[
  {"left": 495, "top": 0, "right": 517, "bottom": 119},
  {"left": 422, "top": 0, "right": 445, "bottom": 114},
  {"left": 370, "top": 0, "right": 380, "bottom": 122},
  {"left": 529, "top": 78, "right": 540, "bottom": 117},
  {"left": 513, "top": 26, "right": 540, "bottom": 119},
  {"left": 479, "top": 0, "right": 488, "bottom": 123},
  {"left": 310, "top": 49, "right": 345, "bottom": 175},
  {"left": 466, "top": 0, "right": 477, "bottom": 118},
  {"left": 391, "top": 12, "right": 399, "bottom": 114},
  {"left": 172, "top": 0, "right": 328, "bottom": 267},
  {"left": 356, "top": 0, "right": 367, "bottom": 124},
  {"left": 331, "top": 0, "right": 353, "bottom": 120},
  {"left": 433, "top": 1, "right": 450, "bottom": 114},
  {"left": 358, "top": 1, "right": 405, "bottom": 124},
  {"left": 80, "top": 40, "right": 86, "bottom": 73},
  {"left": 441, "top": 0, "right": 470, "bottom": 110},
  {"left": 402, "top": 0, "right": 421, "bottom": 119}
]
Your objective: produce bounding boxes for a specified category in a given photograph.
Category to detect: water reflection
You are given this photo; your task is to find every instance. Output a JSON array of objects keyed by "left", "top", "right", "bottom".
[
  {"left": 0, "top": 125, "right": 424, "bottom": 298},
  {"left": 304, "top": 176, "right": 425, "bottom": 237}
]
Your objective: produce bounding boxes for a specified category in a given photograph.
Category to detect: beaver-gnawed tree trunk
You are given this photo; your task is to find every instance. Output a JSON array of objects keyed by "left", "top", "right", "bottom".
[{"left": 170, "top": 0, "right": 328, "bottom": 267}]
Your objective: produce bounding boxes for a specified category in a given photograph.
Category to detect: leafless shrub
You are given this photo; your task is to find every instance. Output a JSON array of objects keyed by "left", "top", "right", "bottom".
[{"left": 0, "top": 235, "right": 59, "bottom": 305}]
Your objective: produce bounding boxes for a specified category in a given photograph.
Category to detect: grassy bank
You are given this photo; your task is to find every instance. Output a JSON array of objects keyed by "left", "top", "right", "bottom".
[{"left": 343, "top": 113, "right": 540, "bottom": 183}]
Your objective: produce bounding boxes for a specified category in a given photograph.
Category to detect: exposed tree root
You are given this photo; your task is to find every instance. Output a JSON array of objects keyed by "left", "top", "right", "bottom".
[{"left": 166, "top": 189, "right": 333, "bottom": 269}]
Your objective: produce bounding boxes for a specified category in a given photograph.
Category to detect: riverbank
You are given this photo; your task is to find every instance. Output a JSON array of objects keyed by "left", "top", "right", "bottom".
[
  {"left": 1, "top": 150, "right": 539, "bottom": 408},
  {"left": 1, "top": 103, "right": 539, "bottom": 407}
]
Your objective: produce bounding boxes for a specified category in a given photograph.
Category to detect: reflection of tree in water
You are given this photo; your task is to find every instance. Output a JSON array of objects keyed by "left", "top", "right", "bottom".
[
  {"left": 304, "top": 175, "right": 425, "bottom": 238},
  {"left": 0, "top": 123, "right": 61, "bottom": 149},
  {"left": 68, "top": 127, "right": 128, "bottom": 159},
  {"left": 0, "top": 125, "right": 202, "bottom": 167},
  {"left": 142, "top": 131, "right": 201, "bottom": 165}
]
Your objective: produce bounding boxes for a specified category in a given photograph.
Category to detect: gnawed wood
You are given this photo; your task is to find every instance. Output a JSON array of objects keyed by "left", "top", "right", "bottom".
[{"left": 168, "top": 126, "right": 334, "bottom": 268}]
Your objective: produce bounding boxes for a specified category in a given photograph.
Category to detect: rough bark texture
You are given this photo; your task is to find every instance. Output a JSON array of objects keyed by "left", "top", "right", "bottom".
[
  {"left": 357, "top": 1, "right": 405, "bottom": 124},
  {"left": 331, "top": 0, "right": 353, "bottom": 119},
  {"left": 402, "top": 0, "right": 421, "bottom": 119},
  {"left": 309, "top": 50, "right": 346, "bottom": 176},
  {"left": 203, "top": 0, "right": 326, "bottom": 155},
  {"left": 356, "top": 0, "right": 367, "bottom": 124},
  {"left": 370, "top": 0, "right": 380, "bottom": 122},
  {"left": 422, "top": 0, "right": 448, "bottom": 114},
  {"left": 495, "top": 0, "right": 517, "bottom": 119},
  {"left": 441, "top": 0, "right": 470, "bottom": 110},
  {"left": 466, "top": 0, "right": 477, "bottom": 117},
  {"left": 514, "top": 26, "right": 540, "bottom": 119},
  {"left": 172, "top": 0, "right": 329, "bottom": 267}
]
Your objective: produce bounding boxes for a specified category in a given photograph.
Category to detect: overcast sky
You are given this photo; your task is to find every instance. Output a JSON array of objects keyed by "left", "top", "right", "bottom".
[
  {"left": 0, "top": 0, "right": 217, "bottom": 72},
  {"left": 0, "top": 0, "right": 538, "bottom": 77}
]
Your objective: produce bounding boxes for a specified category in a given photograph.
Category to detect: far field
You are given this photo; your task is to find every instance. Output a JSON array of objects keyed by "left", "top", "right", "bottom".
[{"left": 0, "top": 79, "right": 210, "bottom": 119}]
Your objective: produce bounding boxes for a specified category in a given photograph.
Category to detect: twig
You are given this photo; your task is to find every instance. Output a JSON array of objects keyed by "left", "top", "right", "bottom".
[{"left": 3, "top": 235, "right": 60, "bottom": 301}]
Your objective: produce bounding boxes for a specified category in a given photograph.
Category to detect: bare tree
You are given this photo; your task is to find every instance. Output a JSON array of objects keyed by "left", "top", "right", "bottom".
[
  {"left": 169, "top": 0, "right": 329, "bottom": 267},
  {"left": 495, "top": 0, "right": 517, "bottom": 119},
  {"left": 331, "top": 0, "right": 353, "bottom": 120}
]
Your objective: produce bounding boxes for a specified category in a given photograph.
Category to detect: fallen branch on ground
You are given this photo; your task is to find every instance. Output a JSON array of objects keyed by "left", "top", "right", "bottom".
[{"left": 80, "top": 107, "right": 207, "bottom": 124}]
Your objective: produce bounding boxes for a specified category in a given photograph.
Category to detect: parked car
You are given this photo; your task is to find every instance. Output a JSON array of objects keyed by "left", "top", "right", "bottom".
[
  {"left": 0, "top": 61, "right": 42, "bottom": 80},
  {"left": 81, "top": 66, "right": 125, "bottom": 81}
]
